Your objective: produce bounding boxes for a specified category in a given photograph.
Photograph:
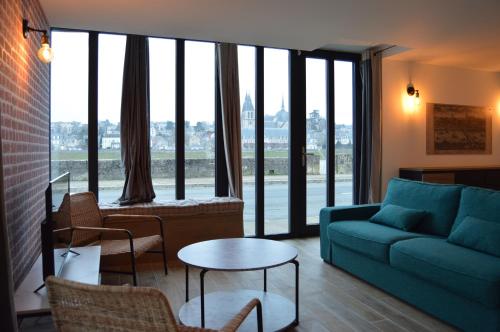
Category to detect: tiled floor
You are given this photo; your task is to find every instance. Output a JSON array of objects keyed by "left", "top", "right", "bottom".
[{"left": 20, "top": 237, "right": 456, "bottom": 332}]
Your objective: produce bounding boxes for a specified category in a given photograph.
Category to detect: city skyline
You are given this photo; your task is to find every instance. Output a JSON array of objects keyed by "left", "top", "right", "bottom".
[{"left": 50, "top": 32, "right": 354, "bottom": 127}]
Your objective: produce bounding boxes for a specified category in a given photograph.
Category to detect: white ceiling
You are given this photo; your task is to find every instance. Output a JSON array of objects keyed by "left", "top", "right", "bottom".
[{"left": 39, "top": 0, "right": 500, "bottom": 72}]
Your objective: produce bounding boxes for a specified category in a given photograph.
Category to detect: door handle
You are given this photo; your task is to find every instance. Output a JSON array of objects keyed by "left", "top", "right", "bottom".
[{"left": 302, "top": 147, "right": 315, "bottom": 167}]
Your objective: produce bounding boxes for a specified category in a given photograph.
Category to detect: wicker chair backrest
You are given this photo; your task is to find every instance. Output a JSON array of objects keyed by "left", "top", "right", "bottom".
[
  {"left": 67, "top": 192, "right": 103, "bottom": 245},
  {"left": 46, "top": 276, "right": 180, "bottom": 332}
]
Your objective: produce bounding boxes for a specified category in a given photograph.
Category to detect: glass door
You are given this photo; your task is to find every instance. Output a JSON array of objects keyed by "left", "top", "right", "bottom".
[{"left": 299, "top": 52, "right": 356, "bottom": 234}]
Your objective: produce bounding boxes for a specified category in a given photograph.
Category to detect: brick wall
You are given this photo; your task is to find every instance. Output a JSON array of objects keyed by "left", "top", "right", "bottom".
[{"left": 0, "top": 0, "right": 50, "bottom": 287}]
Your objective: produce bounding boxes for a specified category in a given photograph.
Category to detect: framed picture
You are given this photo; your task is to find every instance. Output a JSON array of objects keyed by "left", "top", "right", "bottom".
[{"left": 426, "top": 103, "right": 492, "bottom": 155}]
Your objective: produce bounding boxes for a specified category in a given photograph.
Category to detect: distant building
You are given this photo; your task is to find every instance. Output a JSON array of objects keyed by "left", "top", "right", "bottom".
[
  {"left": 101, "top": 134, "right": 120, "bottom": 149},
  {"left": 241, "top": 93, "right": 255, "bottom": 129}
]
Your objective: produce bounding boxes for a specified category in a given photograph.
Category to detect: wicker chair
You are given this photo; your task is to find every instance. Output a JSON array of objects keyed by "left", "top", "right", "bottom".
[
  {"left": 59, "top": 192, "right": 168, "bottom": 286},
  {"left": 46, "top": 276, "right": 263, "bottom": 332}
]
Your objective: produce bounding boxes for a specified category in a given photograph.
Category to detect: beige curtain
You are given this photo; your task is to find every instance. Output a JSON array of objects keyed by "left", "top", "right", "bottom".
[{"left": 216, "top": 43, "right": 242, "bottom": 198}]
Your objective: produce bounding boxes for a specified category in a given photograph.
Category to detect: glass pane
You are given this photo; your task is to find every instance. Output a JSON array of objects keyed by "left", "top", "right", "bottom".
[
  {"left": 306, "top": 58, "right": 327, "bottom": 224},
  {"left": 238, "top": 45, "right": 256, "bottom": 236},
  {"left": 149, "top": 38, "right": 176, "bottom": 200},
  {"left": 264, "top": 48, "right": 289, "bottom": 235},
  {"left": 334, "top": 60, "right": 354, "bottom": 206},
  {"left": 50, "top": 31, "right": 89, "bottom": 193},
  {"left": 185, "top": 41, "right": 215, "bottom": 199},
  {"left": 98, "top": 34, "right": 126, "bottom": 203}
]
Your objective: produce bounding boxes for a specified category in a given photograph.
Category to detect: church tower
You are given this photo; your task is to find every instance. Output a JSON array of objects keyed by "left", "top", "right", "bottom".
[{"left": 241, "top": 93, "right": 255, "bottom": 129}]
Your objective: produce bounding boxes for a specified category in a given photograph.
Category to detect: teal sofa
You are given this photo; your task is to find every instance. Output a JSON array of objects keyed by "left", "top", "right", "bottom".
[{"left": 320, "top": 178, "right": 500, "bottom": 332}]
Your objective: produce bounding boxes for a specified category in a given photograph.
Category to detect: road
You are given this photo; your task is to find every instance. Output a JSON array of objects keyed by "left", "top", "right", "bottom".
[{"left": 99, "top": 181, "right": 353, "bottom": 230}]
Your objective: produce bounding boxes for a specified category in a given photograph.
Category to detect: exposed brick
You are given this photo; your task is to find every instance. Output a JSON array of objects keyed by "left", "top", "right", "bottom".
[{"left": 0, "top": 0, "right": 49, "bottom": 288}]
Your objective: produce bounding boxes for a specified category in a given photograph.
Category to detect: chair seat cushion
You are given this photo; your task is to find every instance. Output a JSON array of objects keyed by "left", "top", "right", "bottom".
[
  {"left": 101, "top": 235, "right": 162, "bottom": 257},
  {"left": 327, "top": 221, "right": 427, "bottom": 263},
  {"left": 390, "top": 237, "right": 500, "bottom": 307}
]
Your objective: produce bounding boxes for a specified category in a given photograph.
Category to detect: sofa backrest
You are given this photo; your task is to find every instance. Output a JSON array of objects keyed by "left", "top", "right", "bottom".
[
  {"left": 452, "top": 186, "right": 500, "bottom": 232},
  {"left": 383, "top": 178, "right": 463, "bottom": 236}
]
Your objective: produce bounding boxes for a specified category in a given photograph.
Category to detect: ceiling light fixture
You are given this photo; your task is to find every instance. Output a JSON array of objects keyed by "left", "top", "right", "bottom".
[
  {"left": 22, "top": 19, "right": 53, "bottom": 63},
  {"left": 407, "top": 83, "right": 420, "bottom": 106}
]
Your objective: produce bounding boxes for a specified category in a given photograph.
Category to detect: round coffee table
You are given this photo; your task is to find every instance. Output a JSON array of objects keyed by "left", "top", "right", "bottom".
[{"left": 178, "top": 238, "right": 299, "bottom": 331}]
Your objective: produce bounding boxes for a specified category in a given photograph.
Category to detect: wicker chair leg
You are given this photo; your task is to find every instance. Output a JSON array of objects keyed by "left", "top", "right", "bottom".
[
  {"left": 130, "top": 251, "right": 137, "bottom": 286},
  {"left": 162, "top": 243, "right": 168, "bottom": 275},
  {"left": 256, "top": 301, "right": 263, "bottom": 332}
]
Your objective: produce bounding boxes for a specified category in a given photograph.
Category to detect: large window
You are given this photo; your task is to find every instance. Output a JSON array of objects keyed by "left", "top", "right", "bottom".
[
  {"left": 49, "top": 30, "right": 360, "bottom": 238},
  {"left": 238, "top": 45, "right": 256, "bottom": 236},
  {"left": 264, "top": 48, "right": 290, "bottom": 235},
  {"left": 97, "top": 34, "right": 126, "bottom": 203},
  {"left": 149, "top": 38, "right": 176, "bottom": 200},
  {"left": 50, "top": 31, "right": 89, "bottom": 192},
  {"left": 184, "top": 41, "right": 216, "bottom": 199},
  {"left": 334, "top": 60, "right": 354, "bottom": 206}
]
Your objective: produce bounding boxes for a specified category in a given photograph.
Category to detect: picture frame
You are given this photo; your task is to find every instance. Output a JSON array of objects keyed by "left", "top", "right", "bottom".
[{"left": 426, "top": 103, "right": 492, "bottom": 155}]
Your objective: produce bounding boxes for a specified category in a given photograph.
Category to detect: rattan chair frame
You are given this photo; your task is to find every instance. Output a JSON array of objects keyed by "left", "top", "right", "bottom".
[
  {"left": 61, "top": 192, "right": 168, "bottom": 286},
  {"left": 46, "top": 276, "right": 263, "bottom": 332}
]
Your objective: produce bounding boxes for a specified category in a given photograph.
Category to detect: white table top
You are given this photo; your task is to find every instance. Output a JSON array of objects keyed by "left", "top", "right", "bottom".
[{"left": 177, "top": 238, "right": 298, "bottom": 271}]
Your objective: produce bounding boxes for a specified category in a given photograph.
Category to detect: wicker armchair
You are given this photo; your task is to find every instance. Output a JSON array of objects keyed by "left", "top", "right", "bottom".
[
  {"left": 46, "top": 276, "right": 263, "bottom": 332},
  {"left": 59, "top": 192, "right": 168, "bottom": 286}
]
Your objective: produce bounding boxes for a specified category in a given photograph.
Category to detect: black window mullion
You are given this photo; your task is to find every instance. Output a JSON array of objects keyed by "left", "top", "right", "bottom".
[
  {"left": 289, "top": 50, "right": 306, "bottom": 237},
  {"left": 326, "top": 59, "right": 335, "bottom": 207},
  {"left": 353, "top": 59, "right": 362, "bottom": 205},
  {"left": 255, "top": 47, "right": 264, "bottom": 238},
  {"left": 215, "top": 48, "right": 229, "bottom": 197},
  {"left": 88, "top": 32, "right": 99, "bottom": 199},
  {"left": 175, "top": 39, "right": 185, "bottom": 200}
]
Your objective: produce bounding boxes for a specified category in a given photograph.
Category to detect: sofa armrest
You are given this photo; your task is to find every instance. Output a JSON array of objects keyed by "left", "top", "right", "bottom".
[{"left": 320, "top": 204, "right": 381, "bottom": 262}]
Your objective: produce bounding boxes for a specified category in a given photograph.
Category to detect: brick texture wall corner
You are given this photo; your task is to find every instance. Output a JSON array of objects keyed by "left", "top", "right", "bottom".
[{"left": 0, "top": 0, "right": 50, "bottom": 287}]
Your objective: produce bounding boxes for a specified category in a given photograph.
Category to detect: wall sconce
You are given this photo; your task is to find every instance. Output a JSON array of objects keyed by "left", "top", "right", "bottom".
[
  {"left": 22, "top": 19, "right": 53, "bottom": 63},
  {"left": 407, "top": 83, "right": 421, "bottom": 106}
]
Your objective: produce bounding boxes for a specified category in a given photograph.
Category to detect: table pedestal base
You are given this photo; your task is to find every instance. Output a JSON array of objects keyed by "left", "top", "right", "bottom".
[{"left": 179, "top": 289, "right": 296, "bottom": 332}]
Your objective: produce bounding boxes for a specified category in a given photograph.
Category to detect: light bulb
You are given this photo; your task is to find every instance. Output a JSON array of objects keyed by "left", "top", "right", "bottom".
[
  {"left": 37, "top": 43, "right": 53, "bottom": 63},
  {"left": 415, "top": 90, "right": 421, "bottom": 106}
]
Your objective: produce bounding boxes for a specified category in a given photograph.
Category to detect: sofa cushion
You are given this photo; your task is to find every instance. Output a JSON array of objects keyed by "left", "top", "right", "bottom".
[
  {"left": 448, "top": 216, "right": 500, "bottom": 257},
  {"left": 369, "top": 204, "right": 427, "bottom": 231},
  {"left": 452, "top": 186, "right": 500, "bottom": 232},
  {"left": 390, "top": 237, "right": 500, "bottom": 307},
  {"left": 383, "top": 178, "right": 463, "bottom": 236},
  {"left": 327, "top": 221, "right": 427, "bottom": 263}
]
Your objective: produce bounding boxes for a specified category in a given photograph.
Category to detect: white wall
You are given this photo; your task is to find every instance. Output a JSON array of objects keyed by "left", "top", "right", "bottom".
[{"left": 381, "top": 59, "right": 500, "bottom": 194}]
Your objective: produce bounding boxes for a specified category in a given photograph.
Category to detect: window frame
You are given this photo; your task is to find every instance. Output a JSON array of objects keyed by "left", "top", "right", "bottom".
[{"left": 49, "top": 27, "right": 361, "bottom": 239}]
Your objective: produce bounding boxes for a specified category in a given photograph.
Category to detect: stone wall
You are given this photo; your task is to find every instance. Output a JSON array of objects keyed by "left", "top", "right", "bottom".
[
  {"left": 0, "top": 0, "right": 50, "bottom": 287},
  {"left": 51, "top": 154, "right": 354, "bottom": 182}
]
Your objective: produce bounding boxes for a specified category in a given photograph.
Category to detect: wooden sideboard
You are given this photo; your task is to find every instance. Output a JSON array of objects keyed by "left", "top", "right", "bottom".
[{"left": 399, "top": 166, "right": 500, "bottom": 190}]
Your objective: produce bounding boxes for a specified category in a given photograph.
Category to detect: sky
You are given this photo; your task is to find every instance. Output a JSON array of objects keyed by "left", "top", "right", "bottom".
[{"left": 50, "top": 31, "right": 353, "bottom": 126}]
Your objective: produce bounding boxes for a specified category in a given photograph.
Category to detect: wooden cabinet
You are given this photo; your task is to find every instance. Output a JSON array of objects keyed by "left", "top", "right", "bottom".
[{"left": 399, "top": 166, "right": 500, "bottom": 190}]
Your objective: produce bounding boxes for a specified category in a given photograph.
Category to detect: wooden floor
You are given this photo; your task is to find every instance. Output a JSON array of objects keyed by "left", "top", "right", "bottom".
[{"left": 20, "top": 237, "right": 457, "bottom": 332}]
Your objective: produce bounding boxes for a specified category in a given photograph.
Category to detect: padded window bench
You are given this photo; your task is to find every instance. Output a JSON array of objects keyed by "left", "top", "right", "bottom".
[{"left": 98, "top": 197, "right": 244, "bottom": 266}]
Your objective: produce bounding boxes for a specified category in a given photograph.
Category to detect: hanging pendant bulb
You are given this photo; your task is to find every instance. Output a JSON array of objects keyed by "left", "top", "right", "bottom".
[
  {"left": 37, "top": 33, "right": 54, "bottom": 64},
  {"left": 414, "top": 90, "right": 421, "bottom": 106}
]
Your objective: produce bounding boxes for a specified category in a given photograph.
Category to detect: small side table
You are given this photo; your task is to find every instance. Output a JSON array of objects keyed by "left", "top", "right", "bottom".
[{"left": 178, "top": 238, "right": 299, "bottom": 331}]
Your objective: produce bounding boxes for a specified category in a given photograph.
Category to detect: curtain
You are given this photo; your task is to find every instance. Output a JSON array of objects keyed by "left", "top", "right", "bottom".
[
  {"left": 118, "top": 35, "right": 155, "bottom": 205},
  {"left": 356, "top": 49, "right": 383, "bottom": 204},
  {"left": 0, "top": 135, "right": 17, "bottom": 331},
  {"left": 216, "top": 43, "right": 242, "bottom": 198}
]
